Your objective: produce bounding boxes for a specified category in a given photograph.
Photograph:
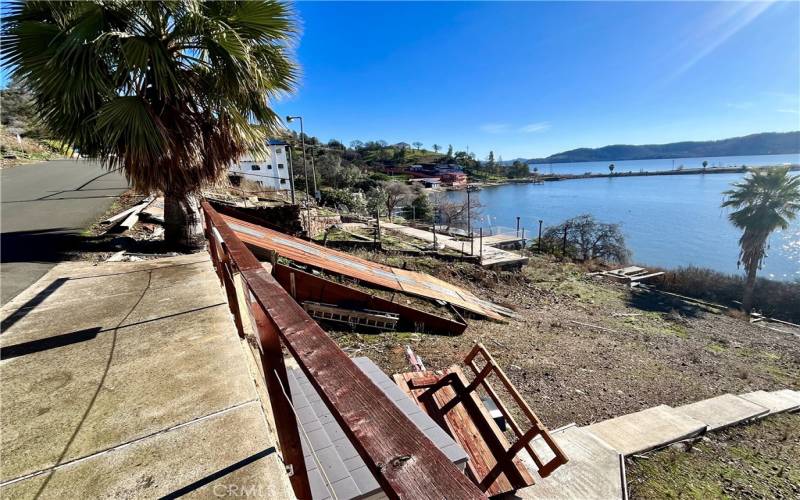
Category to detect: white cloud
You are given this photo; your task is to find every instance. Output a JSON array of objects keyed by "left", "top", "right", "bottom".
[
  {"left": 480, "top": 123, "right": 511, "bottom": 134},
  {"left": 777, "top": 108, "right": 799, "bottom": 114},
  {"left": 726, "top": 102, "right": 754, "bottom": 110},
  {"left": 520, "top": 122, "right": 551, "bottom": 133}
]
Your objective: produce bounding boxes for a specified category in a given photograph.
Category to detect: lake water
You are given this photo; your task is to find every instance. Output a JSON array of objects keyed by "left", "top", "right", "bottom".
[
  {"left": 531, "top": 153, "right": 800, "bottom": 175},
  {"left": 444, "top": 168, "right": 800, "bottom": 281}
]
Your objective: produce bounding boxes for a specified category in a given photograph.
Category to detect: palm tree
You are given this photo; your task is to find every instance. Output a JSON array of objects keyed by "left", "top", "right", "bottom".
[
  {"left": 2, "top": 0, "right": 297, "bottom": 249},
  {"left": 722, "top": 167, "right": 800, "bottom": 313},
  {"left": 413, "top": 141, "right": 423, "bottom": 151}
]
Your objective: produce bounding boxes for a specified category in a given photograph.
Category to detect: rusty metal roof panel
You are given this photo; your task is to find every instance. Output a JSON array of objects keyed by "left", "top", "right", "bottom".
[{"left": 221, "top": 214, "right": 510, "bottom": 320}]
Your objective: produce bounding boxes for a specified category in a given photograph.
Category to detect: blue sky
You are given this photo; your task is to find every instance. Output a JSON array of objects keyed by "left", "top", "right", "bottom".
[
  {"left": 271, "top": 1, "right": 800, "bottom": 159},
  {"left": 2, "top": 1, "right": 798, "bottom": 159}
]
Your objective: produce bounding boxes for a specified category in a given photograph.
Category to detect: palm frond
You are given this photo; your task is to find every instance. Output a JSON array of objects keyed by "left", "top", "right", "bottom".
[{"left": 2, "top": 0, "right": 299, "bottom": 196}]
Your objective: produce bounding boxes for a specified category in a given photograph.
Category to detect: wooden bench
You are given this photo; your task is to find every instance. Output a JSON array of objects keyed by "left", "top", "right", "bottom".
[{"left": 393, "top": 344, "right": 568, "bottom": 496}]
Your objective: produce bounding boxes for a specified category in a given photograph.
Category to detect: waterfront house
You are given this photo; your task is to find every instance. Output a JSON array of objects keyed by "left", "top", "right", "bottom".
[{"left": 441, "top": 172, "right": 468, "bottom": 186}]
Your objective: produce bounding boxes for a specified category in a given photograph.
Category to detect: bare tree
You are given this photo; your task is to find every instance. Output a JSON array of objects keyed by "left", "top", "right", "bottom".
[
  {"left": 413, "top": 141, "right": 423, "bottom": 151},
  {"left": 432, "top": 192, "right": 482, "bottom": 231},
  {"left": 383, "top": 181, "right": 412, "bottom": 217},
  {"left": 543, "top": 214, "right": 629, "bottom": 264}
]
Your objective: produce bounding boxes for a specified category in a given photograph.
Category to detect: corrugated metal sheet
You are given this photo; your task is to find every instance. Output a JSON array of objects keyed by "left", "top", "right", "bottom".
[{"left": 221, "top": 214, "right": 512, "bottom": 321}]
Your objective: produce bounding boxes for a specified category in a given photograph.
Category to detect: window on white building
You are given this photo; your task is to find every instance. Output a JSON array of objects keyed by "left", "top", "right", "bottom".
[
  {"left": 251, "top": 165, "right": 261, "bottom": 171},
  {"left": 278, "top": 163, "right": 284, "bottom": 169},
  {"left": 267, "top": 164, "right": 273, "bottom": 169},
  {"left": 280, "top": 179, "right": 286, "bottom": 184},
  {"left": 276, "top": 147, "right": 282, "bottom": 154}
]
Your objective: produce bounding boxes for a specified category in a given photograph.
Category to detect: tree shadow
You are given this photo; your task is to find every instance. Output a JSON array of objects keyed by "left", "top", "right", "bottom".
[
  {"left": 0, "top": 228, "right": 175, "bottom": 264},
  {"left": 626, "top": 288, "right": 705, "bottom": 318}
]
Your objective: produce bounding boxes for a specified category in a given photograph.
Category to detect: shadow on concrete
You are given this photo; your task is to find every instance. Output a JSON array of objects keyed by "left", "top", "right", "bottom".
[
  {"left": 0, "top": 277, "right": 69, "bottom": 331},
  {"left": 161, "top": 447, "right": 277, "bottom": 499},
  {"left": 1, "top": 327, "right": 101, "bottom": 359},
  {"left": 625, "top": 289, "right": 704, "bottom": 318}
]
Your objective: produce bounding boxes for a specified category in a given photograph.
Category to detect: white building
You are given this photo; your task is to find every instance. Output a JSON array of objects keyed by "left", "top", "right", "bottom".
[{"left": 229, "top": 139, "right": 292, "bottom": 191}]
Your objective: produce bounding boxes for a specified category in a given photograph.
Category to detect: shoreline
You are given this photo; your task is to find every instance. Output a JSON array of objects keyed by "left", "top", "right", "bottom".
[{"left": 448, "top": 163, "right": 800, "bottom": 191}]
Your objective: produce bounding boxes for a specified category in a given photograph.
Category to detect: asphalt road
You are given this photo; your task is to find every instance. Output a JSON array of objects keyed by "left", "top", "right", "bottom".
[{"left": 1, "top": 159, "right": 129, "bottom": 304}]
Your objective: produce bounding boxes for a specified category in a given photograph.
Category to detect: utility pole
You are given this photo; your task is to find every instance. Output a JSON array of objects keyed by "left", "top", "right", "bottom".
[
  {"left": 286, "top": 116, "right": 311, "bottom": 236},
  {"left": 310, "top": 152, "right": 319, "bottom": 200},
  {"left": 286, "top": 144, "right": 296, "bottom": 204}
]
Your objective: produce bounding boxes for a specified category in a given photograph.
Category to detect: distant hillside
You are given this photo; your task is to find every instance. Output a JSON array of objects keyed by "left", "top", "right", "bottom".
[{"left": 528, "top": 132, "right": 800, "bottom": 164}]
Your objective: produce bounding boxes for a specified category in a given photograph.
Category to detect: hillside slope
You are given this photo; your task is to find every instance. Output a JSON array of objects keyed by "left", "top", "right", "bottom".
[{"left": 528, "top": 131, "right": 800, "bottom": 164}]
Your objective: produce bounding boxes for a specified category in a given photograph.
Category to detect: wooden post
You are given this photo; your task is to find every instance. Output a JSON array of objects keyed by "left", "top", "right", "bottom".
[
  {"left": 521, "top": 227, "right": 525, "bottom": 249},
  {"left": 290, "top": 272, "right": 296, "bottom": 299},
  {"left": 244, "top": 284, "right": 312, "bottom": 500},
  {"left": 479, "top": 227, "right": 483, "bottom": 261},
  {"left": 375, "top": 211, "right": 382, "bottom": 250},
  {"left": 470, "top": 229, "right": 474, "bottom": 255},
  {"left": 537, "top": 220, "right": 543, "bottom": 252},
  {"left": 516, "top": 216, "right": 520, "bottom": 237}
]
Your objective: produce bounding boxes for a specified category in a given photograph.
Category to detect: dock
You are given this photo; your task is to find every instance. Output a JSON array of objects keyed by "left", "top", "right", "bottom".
[{"left": 382, "top": 222, "right": 529, "bottom": 268}]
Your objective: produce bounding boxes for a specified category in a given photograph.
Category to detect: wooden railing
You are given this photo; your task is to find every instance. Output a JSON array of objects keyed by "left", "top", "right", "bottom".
[{"left": 201, "top": 201, "right": 486, "bottom": 500}]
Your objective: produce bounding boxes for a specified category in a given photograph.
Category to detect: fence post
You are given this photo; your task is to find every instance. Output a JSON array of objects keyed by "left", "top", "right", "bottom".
[
  {"left": 244, "top": 283, "right": 312, "bottom": 500},
  {"left": 375, "top": 211, "right": 382, "bottom": 250},
  {"left": 538, "top": 220, "right": 543, "bottom": 252},
  {"left": 479, "top": 227, "right": 483, "bottom": 261}
]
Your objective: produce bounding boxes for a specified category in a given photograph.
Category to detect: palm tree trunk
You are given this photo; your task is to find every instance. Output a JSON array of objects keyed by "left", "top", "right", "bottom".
[
  {"left": 164, "top": 192, "right": 205, "bottom": 251},
  {"left": 741, "top": 263, "right": 758, "bottom": 314}
]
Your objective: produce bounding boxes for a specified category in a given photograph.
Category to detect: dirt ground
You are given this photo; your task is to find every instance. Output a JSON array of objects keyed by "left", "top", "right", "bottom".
[
  {"left": 328, "top": 252, "right": 799, "bottom": 428},
  {"left": 627, "top": 413, "right": 800, "bottom": 499}
]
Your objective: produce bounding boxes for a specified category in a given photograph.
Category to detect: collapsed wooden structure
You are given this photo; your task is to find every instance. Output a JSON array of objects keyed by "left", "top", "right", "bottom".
[
  {"left": 272, "top": 263, "right": 467, "bottom": 335},
  {"left": 593, "top": 266, "right": 664, "bottom": 284},
  {"left": 202, "top": 201, "right": 485, "bottom": 499},
  {"left": 220, "top": 213, "right": 514, "bottom": 321},
  {"left": 394, "top": 344, "right": 568, "bottom": 496},
  {"left": 202, "top": 202, "right": 567, "bottom": 498}
]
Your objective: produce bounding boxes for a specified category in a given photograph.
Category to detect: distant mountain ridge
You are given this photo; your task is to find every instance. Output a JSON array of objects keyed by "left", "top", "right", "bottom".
[{"left": 525, "top": 132, "right": 800, "bottom": 164}]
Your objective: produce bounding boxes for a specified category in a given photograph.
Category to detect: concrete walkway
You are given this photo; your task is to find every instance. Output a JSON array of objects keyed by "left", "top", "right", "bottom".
[
  {"left": 382, "top": 222, "right": 528, "bottom": 268},
  {"left": 0, "top": 253, "right": 293, "bottom": 498},
  {"left": 515, "top": 390, "right": 799, "bottom": 499}
]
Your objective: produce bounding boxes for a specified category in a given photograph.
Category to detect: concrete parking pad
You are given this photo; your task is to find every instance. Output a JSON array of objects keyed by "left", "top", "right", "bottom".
[
  {"left": 0, "top": 253, "right": 292, "bottom": 497},
  {"left": 675, "top": 393, "right": 770, "bottom": 431},
  {"left": 739, "top": 390, "right": 800, "bottom": 415},
  {"left": 516, "top": 424, "right": 625, "bottom": 499},
  {"left": 584, "top": 404, "right": 707, "bottom": 456}
]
